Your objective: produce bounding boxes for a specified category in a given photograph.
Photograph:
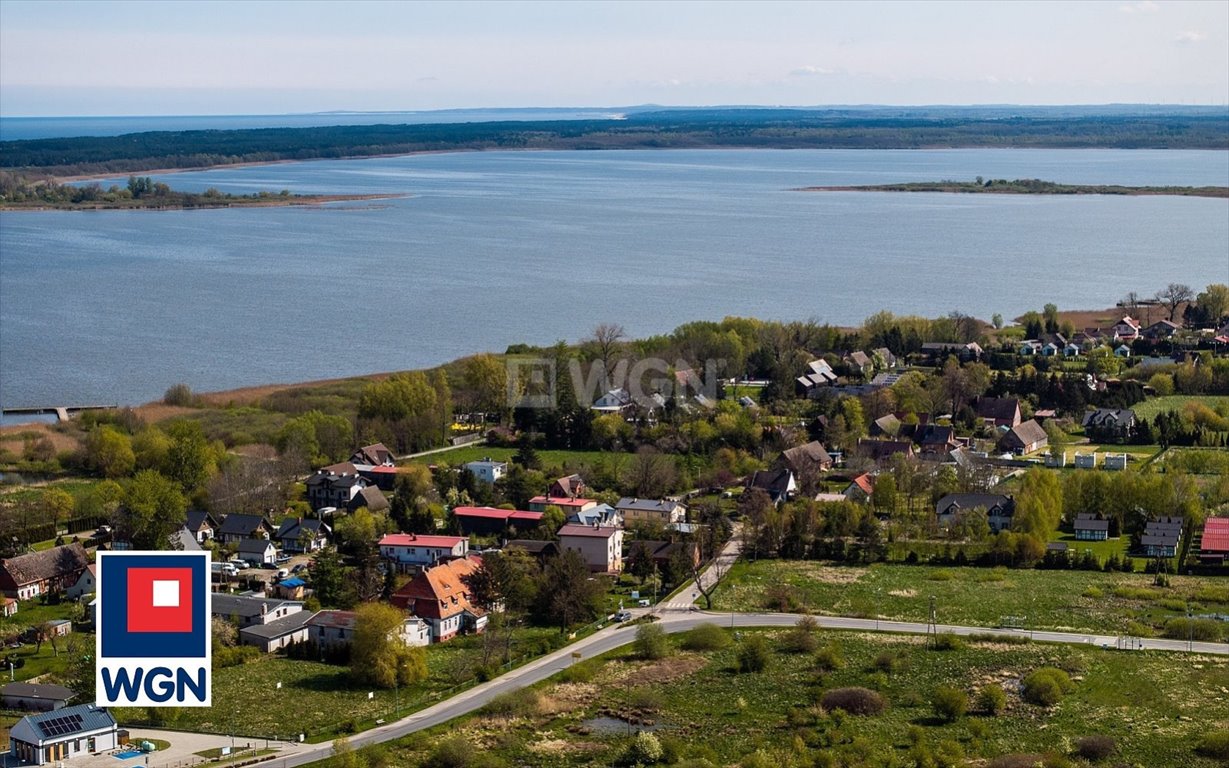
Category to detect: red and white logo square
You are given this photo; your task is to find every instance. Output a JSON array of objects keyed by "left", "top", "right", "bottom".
[{"left": 126, "top": 567, "right": 193, "bottom": 633}]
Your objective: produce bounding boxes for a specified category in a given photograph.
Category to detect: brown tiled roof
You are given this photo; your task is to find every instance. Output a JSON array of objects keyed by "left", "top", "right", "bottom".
[
  {"left": 0, "top": 543, "right": 89, "bottom": 589},
  {"left": 390, "top": 555, "right": 484, "bottom": 620}
]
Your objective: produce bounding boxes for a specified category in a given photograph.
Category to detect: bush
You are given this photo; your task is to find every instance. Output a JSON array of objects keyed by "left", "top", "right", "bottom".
[
  {"left": 977, "top": 683, "right": 1007, "bottom": 716},
  {"left": 737, "top": 635, "right": 771, "bottom": 673},
  {"left": 928, "top": 569, "right": 958, "bottom": 581},
  {"left": 871, "top": 651, "right": 900, "bottom": 673},
  {"left": 1197, "top": 730, "right": 1229, "bottom": 759},
  {"left": 1021, "top": 668, "right": 1073, "bottom": 706},
  {"left": 819, "top": 687, "right": 886, "bottom": 716},
  {"left": 635, "top": 624, "right": 671, "bottom": 660},
  {"left": 762, "top": 584, "right": 806, "bottom": 612},
  {"left": 814, "top": 644, "right": 844, "bottom": 672},
  {"left": 622, "top": 732, "right": 663, "bottom": 765},
  {"left": 163, "top": 382, "right": 196, "bottom": 406},
  {"left": 1163, "top": 617, "right": 1223, "bottom": 642},
  {"left": 629, "top": 687, "right": 664, "bottom": 713},
  {"left": 1074, "top": 735, "right": 1116, "bottom": 761},
  {"left": 681, "top": 623, "right": 730, "bottom": 651},
  {"left": 779, "top": 616, "right": 820, "bottom": 653},
  {"left": 932, "top": 632, "right": 964, "bottom": 651},
  {"left": 480, "top": 689, "right": 542, "bottom": 718},
  {"left": 427, "top": 738, "right": 473, "bottom": 768},
  {"left": 931, "top": 686, "right": 967, "bottom": 722}
]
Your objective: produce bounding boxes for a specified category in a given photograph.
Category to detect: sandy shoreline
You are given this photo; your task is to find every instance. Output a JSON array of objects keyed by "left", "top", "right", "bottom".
[{"left": 0, "top": 192, "right": 406, "bottom": 212}]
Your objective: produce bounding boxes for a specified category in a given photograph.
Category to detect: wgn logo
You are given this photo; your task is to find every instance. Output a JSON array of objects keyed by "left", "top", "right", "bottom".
[{"left": 96, "top": 551, "right": 212, "bottom": 707}]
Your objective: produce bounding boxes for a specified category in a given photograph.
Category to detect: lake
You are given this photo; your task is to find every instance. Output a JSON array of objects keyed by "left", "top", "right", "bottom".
[{"left": 1, "top": 148, "right": 1227, "bottom": 414}]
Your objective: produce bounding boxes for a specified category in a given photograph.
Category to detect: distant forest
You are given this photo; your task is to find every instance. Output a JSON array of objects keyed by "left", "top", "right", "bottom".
[{"left": 3, "top": 109, "right": 1227, "bottom": 178}]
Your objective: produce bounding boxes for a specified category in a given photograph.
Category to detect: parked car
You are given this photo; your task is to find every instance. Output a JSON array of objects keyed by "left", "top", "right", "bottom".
[
  {"left": 275, "top": 555, "right": 292, "bottom": 565},
  {"left": 614, "top": 610, "right": 633, "bottom": 622}
]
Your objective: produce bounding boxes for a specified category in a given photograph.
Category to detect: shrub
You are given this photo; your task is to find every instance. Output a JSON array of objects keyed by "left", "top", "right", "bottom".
[
  {"left": 623, "top": 732, "right": 663, "bottom": 765},
  {"left": 1163, "top": 617, "right": 1223, "bottom": 642},
  {"left": 1074, "top": 735, "right": 1116, "bottom": 761},
  {"left": 871, "top": 651, "right": 900, "bottom": 673},
  {"left": 629, "top": 687, "right": 664, "bottom": 713},
  {"left": 1197, "top": 730, "right": 1229, "bottom": 759},
  {"left": 1021, "top": 668, "right": 1073, "bottom": 706},
  {"left": 814, "top": 644, "right": 844, "bottom": 672},
  {"left": 779, "top": 616, "right": 820, "bottom": 653},
  {"left": 928, "top": 569, "right": 958, "bottom": 581},
  {"left": 163, "top": 382, "right": 196, "bottom": 407},
  {"left": 1124, "top": 620, "right": 1155, "bottom": 638},
  {"left": 681, "top": 623, "right": 730, "bottom": 651},
  {"left": 762, "top": 584, "right": 806, "bottom": 612},
  {"left": 977, "top": 683, "right": 1007, "bottom": 716},
  {"left": 968, "top": 632, "right": 1030, "bottom": 645},
  {"left": 737, "top": 635, "right": 771, "bottom": 673},
  {"left": 1194, "top": 585, "right": 1229, "bottom": 604},
  {"left": 819, "top": 687, "right": 886, "bottom": 716},
  {"left": 559, "top": 659, "right": 600, "bottom": 683},
  {"left": 635, "top": 624, "right": 671, "bottom": 660},
  {"left": 480, "top": 689, "right": 542, "bottom": 718},
  {"left": 427, "top": 738, "right": 474, "bottom": 768},
  {"left": 1112, "top": 585, "right": 1161, "bottom": 600},
  {"left": 932, "top": 632, "right": 964, "bottom": 651},
  {"left": 931, "top": 686, "right": 967, "bottom": 722}
]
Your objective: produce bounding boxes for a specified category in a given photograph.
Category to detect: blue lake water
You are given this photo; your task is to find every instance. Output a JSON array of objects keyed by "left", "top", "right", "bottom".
[{"left": 1, "top": 148, "right": 1227, "bottom": 414}]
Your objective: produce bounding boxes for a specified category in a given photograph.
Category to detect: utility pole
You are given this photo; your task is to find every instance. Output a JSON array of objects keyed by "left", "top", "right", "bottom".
[{"left": 927, "top": 595, "right": 937, "bottom": 647}]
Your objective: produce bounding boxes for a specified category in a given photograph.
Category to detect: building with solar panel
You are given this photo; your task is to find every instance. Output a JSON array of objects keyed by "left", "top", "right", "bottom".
[{"left": 7, "top": 703, "right": 118, "bottom": 765}]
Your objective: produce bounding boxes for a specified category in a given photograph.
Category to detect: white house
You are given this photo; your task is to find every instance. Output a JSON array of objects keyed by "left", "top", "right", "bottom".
[
  {"left": 378, "top": 533, "right": 468, "bottom": 569},
  {"left": 307, "top": 609, "right": 430, "bottom": 650},
  {"left": 557, "top": 524, "right": 624, "bottom": 573},
  {"left": 236, "top": 539, "right": 278, "bottom": 567},
  {"left": 65, "top": 564, "right": 96, "bottom": 601},
  {"left": 463, "top": 459, "right": 508, "bottom": 485},
  {"left": 615, "top": 497, "right": 686, "bottom": 526},
  {"left": 239, "top": 612, "right": 313, "bottom": 653},
  {"left": 8, "top": 704, "right": 118, "bottom": 765}
]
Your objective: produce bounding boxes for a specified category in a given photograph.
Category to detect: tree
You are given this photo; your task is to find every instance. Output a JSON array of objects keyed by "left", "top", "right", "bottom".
[
  {"left": 350, "top": 603, "right": 428, "bottom": 689},
  {"left": 308, "top": 547, "right": 354, "bottom": 608},
  {"left": 85, "top": 426, "right": 136, "bottom": 479},
  {"left": 1155, "top": 283, "right": 1194, "bottom": 323},
  {"left": 589, "top": 323, "right": 626, "bottom": 383},
  {"left": 162, "top": 421, "right": 218, "bottom": 493},
  {"left": 462, "top": 353, "right": 508, "bottom": 421},
  {"left": 118, "top": 470, "right": 187, "bottom": 549},
  {"left": 623, "top": 447, "right": 678, "bottom": 498},
  {"left": 512, "top": 433, "right": 541, "bottom": 470},
  {"left": 991, "top": 313, "right": 1003, "bottom": 330},
  {"left": 534, "top": 550, "right": 605, "bottom": 630},
  {"left": 1195, "top": 283, "right": 1229, "bottom": 325},
  {"left": 41, "top": 488, "right": 75, "bottom": 530},
  {"left": 462, "top": 550, "right": 537, "bottom": 615},
  {"left": 1012, "top": 469, "right": 1063, "bottom": 540},
  {"left": 872, "top": 474, "right": 897, "bottom": 516},
  {"left": 1042, "top": 303, "right": 1060, "bottom": 334}
]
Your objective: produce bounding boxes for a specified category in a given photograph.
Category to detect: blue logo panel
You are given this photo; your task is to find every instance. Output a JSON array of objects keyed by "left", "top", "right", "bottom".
[{"left": 100, "top": 554, "right": 208, "bottom": 658}]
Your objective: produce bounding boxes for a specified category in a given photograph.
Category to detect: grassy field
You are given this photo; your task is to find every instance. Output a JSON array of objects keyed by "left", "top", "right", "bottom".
[
  {"left": 712, "top": 561, "right": 1229, "bottom": 636},
  {"left": 1134, "top": 395, "right": 1229, "bottom": 421},
  {"left": 402, "top": 446, "right": 641, "bottom": 473},
  {"left": 311, "top": 627, "right": 1229, "bottom": 768},
  {"left": 1052, "top": 534, "right": 1131, "bottom": 565},
  {"left": 113, "top": 627, "right": 562, "bottom": 738}
]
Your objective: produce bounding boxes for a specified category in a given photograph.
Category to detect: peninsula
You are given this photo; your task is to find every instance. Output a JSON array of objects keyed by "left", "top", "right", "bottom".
[{"left": 799, "top": 178, "right": 1229, "bottom": 198}]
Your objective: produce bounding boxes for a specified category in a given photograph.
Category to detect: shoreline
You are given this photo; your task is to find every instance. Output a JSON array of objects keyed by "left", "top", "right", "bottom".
[
  {"left": 0, "top": 192, "right": 405, "bottom": 212},
  {"left": 799, "top": 182, "right": 1229, "bottom": 198}
]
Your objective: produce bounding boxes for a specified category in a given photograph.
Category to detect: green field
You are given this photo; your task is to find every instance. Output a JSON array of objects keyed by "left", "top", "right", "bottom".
[
  {"left": 309, "top": 628, "right": 1229, "bottom": 768},
  {"left": 1134, "top": 395, "right": 1229, "bottom": 422},
  {"left": 712, "top": 561, "right": 1229, "bottom": 636}
]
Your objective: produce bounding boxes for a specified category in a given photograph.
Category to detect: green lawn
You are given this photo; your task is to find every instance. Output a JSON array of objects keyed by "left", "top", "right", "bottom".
[
  {"left": 1134, "top": 395, "right": 1229, "bottom": 421},
  {"left": 1052, "top": 534, "right": 1131, "bottom": 566},
  {"left": 712, "top": 561, "right": 1229, "bottom": 636},
  {"left": 309, "top": 628, "right": 1229, "bottom": 768}
]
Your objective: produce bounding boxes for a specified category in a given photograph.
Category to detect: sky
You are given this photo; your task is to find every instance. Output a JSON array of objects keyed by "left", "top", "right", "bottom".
[{"left": 1, "top": 0, "right": 1227, "bottom": 116}]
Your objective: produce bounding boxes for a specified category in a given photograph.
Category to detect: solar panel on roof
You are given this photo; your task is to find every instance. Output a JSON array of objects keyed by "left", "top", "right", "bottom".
[{"left": 38, "top": 713, "right": 84, "bottom": 737}]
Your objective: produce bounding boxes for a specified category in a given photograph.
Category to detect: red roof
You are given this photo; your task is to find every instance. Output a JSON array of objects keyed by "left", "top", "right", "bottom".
[
  {"left": 1202, "top": 518, "right": 1229, "bottom": 554},
  {"left": 367, "top": 465, "right": 398, "bottom": 474},
  {"left": 453, "top": 506, "right": 542, "bottom": 522},
  {"left": 379, "top": 533, "right": 466, "bottom": 548},
  {"left": 530, "top": 496, "right": 596, "bottom": 508},
  {"left": 851, "top": 474, "right": 874, "bottom": 495},
  {"left": 390, "top": 555, "right": 484, "bottom": 620},
  {"left": 557, "top": 524, "right": 620, "bottom": 539}
]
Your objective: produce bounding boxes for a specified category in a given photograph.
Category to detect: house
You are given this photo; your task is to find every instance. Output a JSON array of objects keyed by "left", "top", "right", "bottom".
[
  {"left": 463, "top": 459, "right": 508, "bottom": 485},
  {"left": 351, "top": 443, "right": 396, "bottom": 467},
  {"left": 305, "top": 467, "right": 370, "bottom": 512},
  {"left": 239, "top": 610, "right": 314, "bottom": 653},
  {"left": 844, "top": 351, "right": 873, "bottom": 376},
  {"left": 1074, "top": 514, "right": 1109, "bottom": 541},
  {"left": 8, "top": 703, "right": 118, "bottom": 765},
  {"left": 920, "top": 342, "right": 983, "bottom": 363},
  {"left": 779, "top": 441, "right": 834, "bottom": 476},
  {"left": 872, "top": 347, "right": 898, "bottom": 369},
  {"left": 843, "top": 473, "right": 875, "bottom": 504},
  {"left": 170, "top": 526, "right": 203, "bottom": 551},
  {"left": 215, "top": 513, "right": 273, "bottom": 545},
  {"left": 1063, "top": 343, "right": 1081, "bottom": 357},
  {"left": 870, "top": 414, "right": 901, "bottom": 437},
  {"left": 1113, "top": 316, "right": 1142, "bottom": 342},
  {"left": 64, "top": 564, "right": 96, "bottom": 601},
  {"left": 352, "top": 485, "right": 390, "bottom": 512},
  {"left": 936, "top": 493, "right": 1016, "bottom": 532},
  {"left": 1018, "top": 340, "right": 1042, "bottom": 356},
  {"left": 1, "top": 597, "right": 16, "bottom": 617},
  {"left": 378, "top": 533, "right": 469, "bottom": 568},
  {"left": 274, "top": 577, "right": 307, "bottom": 600},
  {"left": 503, "top": 539, "right": 560, "bottom": 563},
  {"left": 45, "top": 619, "right": 71, "bottom": 638},
  {"left": 1199, "top": 517, "right": 1229, "bottom": 564},
  {"left": 857, "top": 438, "right": 916, "bottom": 464},
  {"left": 1082, "top": 408, "right": 1136, "bottom": 441},
  {"left": 903, "top": 423, "right": 961, "bottom": 455},
  {"left": 1114, "top": 344, "right": 1132, "bottom": 358},
  {"left": 998, "top": 419, "right": 1048, "bottom": 455},
  {"left": 528, "top": 495, "right": 598, "bottom": 515},
  {"left": 616, "top": 497, "right": 687, "bottom": 526},
  {"left": 185, "top": 510, "right": 218, "bottom": 543},
  {"left": 591, "top": 387, "right": 633, "bottom": 413},
  {"left": 567, "top": 503, "right": 623, "bottom": 528},
  {"left": 0, "top": 543, "right": 90, "bottom": 600},
  {"left": 390, "top": 555, "right": 488, "bottom": 642},
  {"left": 275, "top": 518, "right": 330, "bottom": 554},
  {"left": 974, "top": 397, "right": 1022, "bottom": 429},
  {"left": 1139, "top": 516, "right": 1183, "bottom": 558},
  {"left": 626, "top": 540, "right": 702, "bottom": 573},
  {"left": 451, "top": 506, "right": 544, "bottom": 536},
  {"left": 549, "top": 474, "right": 588, "bottom": 499},
  {"left": 796, "top": 359, "right": 839, "bottom": 397},
  {"left": 1143, "top": 320, "right": 1180, "bottom": 340},
  {"left": 307, "top": 609, "right": 431, "bottom": 651},
  {"left": 236, "top": 538, "right": 278, "bottom": 567},
  {"left": 1, "top": 682, "right": 75, "bottom": 712},
  {"left": 557, "top": 525, "right": 624, "bottom": 573},
  {"left": 1104, "top": 453, "right": 1128, "bottom": 471},
  {"left": 212, "top": 594, "right": 303, "bottom": 628},
  {"left": 745, "top": 468, "right": 796, "bottom": 505},
  {"left": 1074, "top": 452, "right": 1097, "bottom": 469}
]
